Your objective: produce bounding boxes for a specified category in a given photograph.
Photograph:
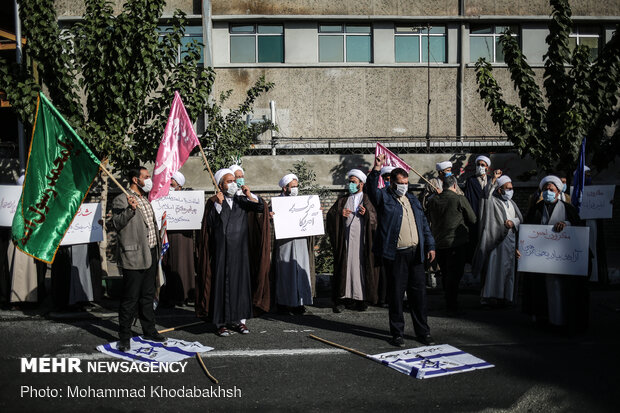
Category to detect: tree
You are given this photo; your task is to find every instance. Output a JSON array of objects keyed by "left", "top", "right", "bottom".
[{"left": 475, "top": 0, "right": 620, "bottom": 175}]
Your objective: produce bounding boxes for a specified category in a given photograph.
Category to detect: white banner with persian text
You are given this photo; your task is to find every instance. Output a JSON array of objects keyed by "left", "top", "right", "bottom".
[
  {"left": 60, "top": 203, "right": 103, "bottom": 246},
  {"left": 0, "top": 185, "right": 21, "bottom": 227},
  {"left": 271, "top": 195, "right": 324, "bottom": 240},
  {"left": 151, "top": 190, "right": 205, "bottom": 230},
  {"left": 517, "top": 224, "right": 589, "bottom": 276},
  {"left": 571, "top": 185, "right": 615, "bottom": 220}
]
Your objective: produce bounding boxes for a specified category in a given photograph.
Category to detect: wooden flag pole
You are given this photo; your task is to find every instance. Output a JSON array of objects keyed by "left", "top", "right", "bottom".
[
  {"left": 157, "top": 321, "right": 205, "bottom": 334},
  {"left": 408, "top": 166, "right": 440, "bottom": 192},
  {"left": 197, "top": 145, "right": 219, "bottom": 192},
  {"left": 99, "top": 163, "right": 130, "bottom": 197},
  {"left": 196, "top": 353, "right": 219, "bottom": 384},
  {"left": 309, "top": 334, "right": 369, "bottom": 358}
]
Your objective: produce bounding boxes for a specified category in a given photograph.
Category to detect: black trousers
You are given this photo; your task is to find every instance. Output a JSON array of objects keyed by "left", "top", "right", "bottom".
[
  {"left": 436, "top": 245, "right": 467, "bottom": 311},
  {"left": 118, "top": 248, "right": 158, "bottom": 340},
  {"left": 384, "top": 247, "right": 430, "bottom": 338}
]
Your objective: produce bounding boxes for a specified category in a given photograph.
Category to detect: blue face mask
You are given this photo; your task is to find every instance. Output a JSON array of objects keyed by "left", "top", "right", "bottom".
[
  {"left": 236, "top": 178, "right": 245, "bottom": 187},
  {"left": 348, "top": 182, "right": 359, "bottom": 194},
  {"left": 562, "top": 183, "right": 567, "bottom": 193},
  {"left": 543, "top": 190, "right": 557, "bottom": 203},
  {"left": 444, "top": 172, "right": 452, "bottom": 177}
]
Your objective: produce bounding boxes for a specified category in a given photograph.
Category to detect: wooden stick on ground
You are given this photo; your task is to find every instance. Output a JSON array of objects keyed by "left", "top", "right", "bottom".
[
  {"left": 196, "top": 353, "right": 219, "bottom": 384},
  {"left": 157, "top": 321, "right": 205, "bottom": 334},
  {"left": 309, "top": 334, "right": 369, "bottom": 358}
]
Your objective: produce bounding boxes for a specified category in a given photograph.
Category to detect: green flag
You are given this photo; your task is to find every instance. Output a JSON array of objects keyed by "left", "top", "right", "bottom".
[{"left": 12, "top": 92, "right": 100, "bottom": 263}]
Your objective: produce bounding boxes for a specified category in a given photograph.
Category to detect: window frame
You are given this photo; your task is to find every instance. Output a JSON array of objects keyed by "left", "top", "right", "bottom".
[
  {"left": 159, "top": 25, "right": 204, "bottom": 65},
  {"left": 229, "top": 23, "right": 285, "bottom": 63},
  {"left": 318, "top": 23, "right": 373, "bottom": 63},
  {"left": 469, "top": 24, "right": 519, "bottom": 63},
  {"left": 393, "top": 24, "right": 447, "bottom": 64},
  {"left": 569, "top": 25, "right": 601, "bottom": 60}
]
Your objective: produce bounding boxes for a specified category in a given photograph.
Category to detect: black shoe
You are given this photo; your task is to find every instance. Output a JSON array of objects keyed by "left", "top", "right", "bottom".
[
  {"left": 355, "top": 301, "right": 368, "bottom": 312},
  {"left": 292, "top": 305, "right": 306, "bottom": 315},
  {"left": 117, "top": 339, "right": 131, "bottom": 352},
  {"left": 417, "top": 334, "right": 436, "bottom": 346},
  {"left": 143, "top": 332, "right": 167, "bottom": 342},
  {"left": 390, "top": 336, "right": 405, "bottom": 347},
  {"left": 333, "top": 304, "right": 345, "bottom": 313}
]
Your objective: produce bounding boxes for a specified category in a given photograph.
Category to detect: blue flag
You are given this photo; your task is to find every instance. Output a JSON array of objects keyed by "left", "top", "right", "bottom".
[{"left": 571, "top": 137, "right": 586, "bottom": 213}]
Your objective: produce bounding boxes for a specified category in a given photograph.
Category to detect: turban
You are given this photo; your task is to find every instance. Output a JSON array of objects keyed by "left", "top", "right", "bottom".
[
  {"left": 214, "top": 168, "right": 233, "bottom": 185},
  {"left": 496, "top": 175, "right": 512, "bottom": 188},
  {"left": 229, "top": 164, "right": 244, "bottom": 175},
  {"left": 476, "top": 155, "right": 491, "bottom": 167},
  {"left": 346, "top": 169, "right": 367, "bottom": 184},
  {"left": 279, "top": 173, "right": 298, "bottom": 189},
  {"left": 436, "top": 161, "right": 452, "bottom": 171},
  {"left": 380, "top": 166, "right": 395, "bottom": 176},
  {"left": 16, "top": 175, "right": 25, "bottom": 186},
  {"left": 171, "top": 171, "right": 185, "bottom": 186},
  {"left": 539, "top": 175, "right": 563, "bottom": 191}
]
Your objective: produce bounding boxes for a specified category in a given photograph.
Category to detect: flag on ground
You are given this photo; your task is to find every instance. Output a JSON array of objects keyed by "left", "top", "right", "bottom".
[
  {"left": 149, "top": 91, "right": 200, "bottom": 201},
  {"left": 375, "top": 142, "right": 412, "bottom": 188},
  {"left": 12, "top": 92, "right": 100, "bottom": 263},
  {"left": 369, "top": 344, "right": 493, "bottom": 379},
  {"left": 571, "top": 137, "right": 587, "bottom": 213},
  {"left": 97, "top": 337, "right": 213, "bottom": 364}
]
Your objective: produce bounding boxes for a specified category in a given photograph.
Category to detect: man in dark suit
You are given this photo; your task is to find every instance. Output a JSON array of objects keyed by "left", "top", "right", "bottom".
[
  {"left": 367, "top": 154, "right": 436, "bottom": 347},
  {"left": 112, "top": 166, "right": 165, "bottom": 351}
]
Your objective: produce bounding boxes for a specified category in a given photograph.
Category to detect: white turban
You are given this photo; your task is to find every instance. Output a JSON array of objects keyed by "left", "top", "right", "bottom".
[
  {"left": 584, "top": 165, "right": 591, "bottom": 172},
  {"left": 436, "top": 161, "right": 452, "bottom": 171},
  {"left": 16, "top": 175, "right": 25, "bottom": 186},
  {"left": 539, "top": 175, "right": 563, "bottom": 191},
  {"left": 476, "top": 155, "right": 491, "bottom": 167},
  {"left": 279, "top": 173, "right": 298, "bottom": 189},
  {"left": 380, "top": 166, "right": 395, "bottom": 176},
  {"left": 346, "top": 169, "right": 367, "bottom": 184},
  {"left": 214, "top": 168, "right": 233, "bottom": 185},
  {"left": 171, "top": 171, "right": 185, "bottom": 186},
  {"left": 496, "top": 175, "right": 512, "bottom": 188},
  {"left": 229, "top": 164, "right": 244, "bottom": 175}
]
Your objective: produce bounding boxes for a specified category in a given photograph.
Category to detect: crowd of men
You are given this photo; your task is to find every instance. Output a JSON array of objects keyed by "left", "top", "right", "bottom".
[{"left": 1, "top": 153, "right": 597, "bottom": 351}]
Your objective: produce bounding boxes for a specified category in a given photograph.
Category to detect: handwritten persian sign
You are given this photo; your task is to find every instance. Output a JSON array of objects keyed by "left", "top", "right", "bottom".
[
  {"left": 0, "top": 186, "right": 22, "bottom": 227},
  {"left": 571, "top": 185, "right": 615, "bottom": 220},
  {"left": 517, "top": 224, "right": 589, "bottom": 276},
  {"left": 151, "top": 190, "right": 204, "bottom": 230},
  {"left": 369, "top": 344, "right": 493, "bottom": 379},
  {"left": 271, "top": 195, "right": 324, "bottom": 240},
  {"left": 60, "top": 203, "right": 103, "bottom": 245}
]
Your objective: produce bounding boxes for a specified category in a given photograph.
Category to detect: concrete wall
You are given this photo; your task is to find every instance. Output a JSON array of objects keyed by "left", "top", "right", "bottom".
[{"left": 55, "top": 0, "right": 196, "bottom": 17}]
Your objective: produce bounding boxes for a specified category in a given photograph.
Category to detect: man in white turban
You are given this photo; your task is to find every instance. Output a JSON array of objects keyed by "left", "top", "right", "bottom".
[
  {"left": 170, "top": 171, "right": 185, "bottom": 190},
  {"left": 464, "top": 155, "right": 492, "bottom": 262},
  {"left": 327, "top": 169, "right": 379, "bottom": 313},
  {"left": 420, "top": 160, "right": 463, "bottom": 212},
  {"left": 272, "top": 173, "right": 315, "bottom": 315},
  {"left": 472, "top": 169, "right": 523, "bottom": 306},
  {"left": 196, "top": 167, "right": 265, "bottom": 337}
]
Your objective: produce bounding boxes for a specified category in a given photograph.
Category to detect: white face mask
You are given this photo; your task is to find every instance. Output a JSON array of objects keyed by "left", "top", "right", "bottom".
[
  {"left": 140, "top": 178, "right": 153, "bottom": 193},
  {"left": 476, "top": 165, "right": 487, "bottom": 176},
  {"left": 226, "top": 182, "right": 238, "bottom": 197},
  {"left": 394, "top": 183, "right": 408, "bottom": 197},
  {"left": 501, "top": 189, "right": 513, "bottom": 201},
  {"left": 289, "top": 187, "right": 299, "bottom": 197}
]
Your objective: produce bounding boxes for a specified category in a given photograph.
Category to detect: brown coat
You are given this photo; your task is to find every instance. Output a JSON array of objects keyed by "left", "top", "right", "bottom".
[{"left": 326, "top": 193, "right": 380, "bottom": 304}]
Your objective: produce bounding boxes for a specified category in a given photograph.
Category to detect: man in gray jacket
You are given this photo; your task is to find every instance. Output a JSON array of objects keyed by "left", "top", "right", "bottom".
[{"left": 112, "top": 166, "right": 165, "bottom": 351}]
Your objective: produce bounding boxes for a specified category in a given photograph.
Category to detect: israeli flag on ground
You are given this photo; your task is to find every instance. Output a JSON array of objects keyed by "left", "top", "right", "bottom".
[
  {"left": 369, "top": 344, "right": 493, "bottom": 379},
  {"left": 97, "top": 337, "right": 213, "bottom": 363}
]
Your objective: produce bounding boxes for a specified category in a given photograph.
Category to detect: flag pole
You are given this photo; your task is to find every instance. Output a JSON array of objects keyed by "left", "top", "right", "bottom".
[
  {"left": 196, "top": 353, "right": 219, "bottom": 384},
  {"left": 196, "top": 145, "right": 219, "bottom": 192},
  {"left": 99, "top": 163, "right": 130, "bottom": 197},
  {"left": 408, "top": 165, "right": 440, "bottom": 192},
  {"left": 309, "top": 334, "right": 369, "bottom": 358},
  {"left": 157, "top": 321, "right": 205, "bottom": 334}
]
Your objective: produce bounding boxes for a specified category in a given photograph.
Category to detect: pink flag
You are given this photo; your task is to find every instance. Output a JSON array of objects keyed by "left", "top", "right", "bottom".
[
  {"left": 375, "top": 142, "right": 412, "bottom": 188},
  {"left": 149, "top": 91, "right": 200, "bottom": 201}
]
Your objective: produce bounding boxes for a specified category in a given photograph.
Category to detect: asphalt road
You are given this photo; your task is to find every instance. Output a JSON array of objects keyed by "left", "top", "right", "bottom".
[{"left": 1, "top": 288, "right": 619, "bottom": 412}]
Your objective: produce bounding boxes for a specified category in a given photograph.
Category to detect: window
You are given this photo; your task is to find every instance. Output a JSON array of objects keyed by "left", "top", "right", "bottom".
[
  {"left": 318, "top": 24, "right": 372, "bottom": 63},
  {"left": 394, "top": 25, "right": 446, "bottom": 63},
  {"left": 569, "top": 25, "right": 600, "bottom": 60},
  {"left": 229, "top": 24, "right": 284, "bottom": 63},
  {"left": 470, "top": 25, "right": 518, "bottom": 63},
  {"left": 159, "top": 26, "right": 204, "bottom": 65}
]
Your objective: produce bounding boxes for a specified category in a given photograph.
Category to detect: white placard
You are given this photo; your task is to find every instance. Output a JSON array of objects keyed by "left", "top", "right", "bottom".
[
  {"left": 517, "top": 224, "right": 589, "bottom": 276},
  {"left": 61, "top": 203, "right": 103, "bottom": 246},
  {"left": 571, "top": 185, "right": 615, "bottom": 220},
  {"left": 151, "top": 190, "right": 205, "bottom": 230},
  {"left": 0, "top": 185, "right": 22, "bottom": 227},
  {"left": 271, "top": 195, "right": 325, "bottom": 240}
]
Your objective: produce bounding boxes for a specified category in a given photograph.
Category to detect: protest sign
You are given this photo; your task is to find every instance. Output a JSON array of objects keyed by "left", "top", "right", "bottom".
[
  {"left": 97, "top": 337, "right": 213, "bottom": 363},
  {"left": 571, "top": 185, "right": 615, "bottom": 219},
  {"left": 151, "top": 190, "right": 205, "bottom": 230},
  {"left": 517, "top": 224, "right": 589, "bottom": 276},
  {"left": 0, "top": 185, "right": 21, "bottom": 227},
  {"left": 272, "top": 195, "right": 324, "bottom": 239},
  {"left": 369, "top": 344, "right": 493, "bottom": 379},
  {"left": 60, "top": 203, "right": 103, "bottom": 246}
]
